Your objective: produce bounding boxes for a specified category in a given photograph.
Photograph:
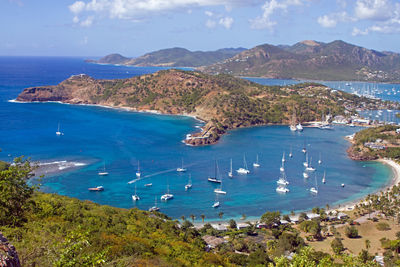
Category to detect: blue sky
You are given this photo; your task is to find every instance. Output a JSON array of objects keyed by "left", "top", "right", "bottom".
[{"left": 2, "top": 0, "right": 400, "bottom": 56}]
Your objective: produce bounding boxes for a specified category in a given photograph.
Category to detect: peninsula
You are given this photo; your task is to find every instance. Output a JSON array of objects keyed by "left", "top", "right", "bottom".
[{"left": 16, "top": 69, "right": 397, "bottom": 146}]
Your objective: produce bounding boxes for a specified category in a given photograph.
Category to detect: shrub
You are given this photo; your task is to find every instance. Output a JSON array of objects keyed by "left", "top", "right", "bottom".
[
  {"left": 376, "top": 222, "right": 391, "bottom": 231},
  {"left": 331, "top": 237, "right": 344, "bottom": 254},
  {"left": 345, "top": 226, "right": 359, "bottom": 238}
]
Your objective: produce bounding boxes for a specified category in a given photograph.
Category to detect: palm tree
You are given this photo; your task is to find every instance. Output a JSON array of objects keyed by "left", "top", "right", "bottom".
[
  {"left": 190, "top": 214, "right": 195, "bottom": 223},
  {"left": 218, "top": 212, "right": 224, "bottom": 219},
  {"left": 365, "top": 239, "right": 371, "bottom": 251},
  {"left": 290, "top": 210, "right": 295, "bottom": 216},
  {"left": 241, "top": 214, "right": 246, "bottom": 220},
  {"left": 200, "top": 214, "right": 205, "bottom": 223},
  {"left": 181, "top": 215, "right": 185, "bottom": 222},
  {"left": 326, "top": 204, "right": 330, "bottom": 211}
]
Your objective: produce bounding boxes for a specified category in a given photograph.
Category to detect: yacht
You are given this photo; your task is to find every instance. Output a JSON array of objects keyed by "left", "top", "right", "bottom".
[
  {"left": 318, "top": 153, "right": 322, "bottom": 165},
  {"left": 281, "top": 152, "right": 286, "bottom": 163},
  {"left": 208, "top": 161, "right": 222, "bottom": 183},
  {"left": 277, "top": 170, "right": 289, "bottom": 186},
  {"left": 214, "top": 179, "right": 227, "bottom": 194},
  {"left": 289, "top": 124, "right": 297, "bottom": 132},
  {"left": 341, "top": 183, "right": 345, "bottom": 187},
  {"left": 56, "top": 123, "right": 63, "bottom": 136},
  {"left": 136, "top": 161, "right": 141, "bottom": 178},
  {"left": 303, "top": 153, "right": 309, "bottom": 167},
  {"left": 280, "top": 161, "right": 285, "bottom": 172},
  {"left": 322, "top": 171, "right": 326, "bottom": 184},
  {"left": 98, "top": 162, "right": 109, "bottom": 176},
  {"left": 296, "top": 123, "right": 303, "bottom": 131},
  {"left": 303, "top": 172, "right": 309, "bottom": 178},
  {"left": 149, "top": 197, "right": 160, "bottom": 212},
  {"left": 310, "top": 174, "right": 318, "bottom": 194},
  {"left": 289, "top": 146, "right": 293, "bottom": 158},
  {"left": 185, "top": 174, "right": 192, "bottom": 191},
  {"left": 212, "top": 201, "right": 220, "bottom": 208},
  {"left": 144, "top": 183, "right": 152, "bottom": 187},
  {"left": 276, "top": 185, "right": 289, "bottom": 193},
  {"left": 253, "top": 154, "right": 260, "bottom": 167},
  {"left": 132, "top": 185, "right": 140, "bottom": 201},
  {"left": 88, "top": 186, "right": 104, "bottom": 191},
  {"left": 161, "top": 185, "right": 174, "bottom": 201},
  {"left": 236, "top": 155, "right": 250, "bottom": 174},
  {"left": 305, "top": 157, "right": 316, "bottom": 172},
  {"left": 176, "top": 158, "right": 187, "bottom": 172},
  {"left": 228, "top": 158, "right": 233, "bottom": 178}
]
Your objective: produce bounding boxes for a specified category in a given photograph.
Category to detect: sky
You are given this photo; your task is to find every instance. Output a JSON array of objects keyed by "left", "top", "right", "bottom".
[{"left": 2, "top": 0, "right": 400, "bottom": 56}]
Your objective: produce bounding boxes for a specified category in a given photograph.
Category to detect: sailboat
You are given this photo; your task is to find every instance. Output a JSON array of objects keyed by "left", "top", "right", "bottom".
[
  {"left": 318, "top": 153, "right": 322, "bottom": 165},
  {"left": 296, "top": 123, "right": 303, "bottom": 131},
  {"left": 56, "top": 123, "right": 63, "bottom": 136},
  {"left": 161, "top": 184, "right": 174, "bottom": 201},
  {"left": 149, "top": 196, "right": 160, "bottom": 212},
  {"left": 98, "top": 162, "right": 109, "bottom": 176},
  {"left": 214, "top": 174, "right": 227, "bottom": 194},
  {"left": 236, "top": 155, "right": 250, "bottom": 174},
  {"left": 208, "top": 161, "right": 222, "bottom": 183},
  {"left": 277, "top": 168, "right": 289, "bottom": 186},
  {"left": 176, "top": 158, "right": 187, "bottom": 172},
  {"left": 136, "top": 161, "right": 141, "bottom": 178},
  {"left": 303, "top": 153, "right": 309, "bottom": 167},
  {"left": 228, "top": 158, "right": 233, "bottom": 178},
  {"left": 289, "top": 146, "right": 293, "bottom": 158},
  {"left": 253, "top": 154, "right": 260, "bottom": 167},
  {"left": 303, "top": 171, "right": 309, "bottom": 178},
  {"left": 310, "top": 174, "right": 318, "bottom": 194},
  {"left": 132, "top": 184, "right": 140, "bottom": 201},
  {"left": 289, "top": 109, "right": 297, "bottom": 131},
  {"left": 185, "top": 174, "right": 192, "bottom": 190},
  {"left": 212, "top": 194, "right": 220, "bottom": 208},
  {"left": 282, "top": 152, "right": 286, "bottom": 163},
  {"left": 322, "top": 171, "right": 326, "bottom": 184},
  {"left": 306, "top": 157, "right": 316, "bottom": 172}
]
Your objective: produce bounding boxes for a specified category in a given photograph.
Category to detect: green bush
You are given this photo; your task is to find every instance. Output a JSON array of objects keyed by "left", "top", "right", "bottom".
[{"left": 345, "top": 226, "right": 359, "bottom": 238}]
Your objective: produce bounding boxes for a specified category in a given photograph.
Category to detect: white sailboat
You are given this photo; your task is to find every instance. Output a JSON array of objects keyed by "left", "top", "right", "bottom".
[
  {"left": 322, "top": 171, "right": 326, "bottom": 184},
  {"left": 302, "top": 140, "right": 307, "bottom": 153},
  {"left": 236, "top": 155, "right": 250, "bottom": 174},
  {"left": 280, "top": 160, "right": 285, "bottom": 172},
  {"left": 310, "top": 174, "right": 318, "bottom": 194},
  {"left": 214, "top": 177, "right": 227, "bottom": 195},
  {"left": 136, "top": 161, "right": 141, "bottom": 178},
  {"left": 161, "top": 184, "right": 174, "bottom": 201},
  {"left": 253, "top": 154, "right": 260, "bottom": 167},
  {"left": 306, "top": 157, "right": 316, "bottom": 172},
  {"left": 56, "top": 123, "right": 63, "bottom": 136},
  {"left": 277, "top": 169, "right": 289, "bottom": 186},
  {"left": 132, "top": 184, "right": 140, "bottom": 201},
  {"left": 212, "top": 194, "right": 220, "bottom": 208},
  {"left": 281, "top": 152, "right": 286, "bottom": 163},
  {"left": 149, "top": 196, "right": 160, "bottom": 212},
  {"left": 176, "top": 158, "right": 187, "bottom": 172},
  {"left": 303, "top": 153, "right": 309, "bottom": 167},
  {"left": 98, "top": 162, "right": 109, "bottom": 176},
  {"left": 289, "top": 146, "right": 293, "bottom": 158},
  {"left": 208, "top": 161, "right": 222, "bottom": 183},
  {"left": 228, "top": 158, "right": 233, "bottom": 178},
  {"left": 318, "top": 153, "right": 322, "bottom": 165},
  {"left": 303, "top": 172, "right": 309, "bottom": 178},
  {"left": 276, "top": 185, "right": 290, "bottom": 193},
  {"left": 185, "top": 174, "right": 192, "bottom": 190},
  {"left": 290, "top": 124, "right": 297, "bottom": 131},
  {"left": 296, "top": 123, "right": 303, "bottom": 131}
]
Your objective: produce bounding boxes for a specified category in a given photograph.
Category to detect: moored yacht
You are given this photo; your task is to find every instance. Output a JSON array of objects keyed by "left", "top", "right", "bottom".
[
  {"left": 253, "top": 154, "right": 260, "bottom": 167},
  {"left": 276, "top": 185, "right": 289, "bottom": 193},
  {"left": 185, "top": 174, "right": 192, "bottom": 190},
  {"left": 98, "top": 162, "right": 109, "bottom": 176},
  {"left": 228, "top": 158, "right": 233, "bottom": 178},
  {"left": 161, "top": 184, "right": 173, "bottom": 201},
  {"left": 88, "top": 186, "right": 104, "bottom": 191},
  {"left": 208, "top": 161, "right": 222, "bottom": 183},
  {"left": 236, "top": 155, "right": 250, "bottom": 174},
  {"left": 176, "top": 158, "right": 187, "bottom": 172},
  {"left": 136, "top": 161, "right": 141, "bottom": 178},
  {"left": 149, "top": 197, "right": 160, "bottom": 212},
  {"left": 132, "top": 184, "right": 140, "bottom": 201}
]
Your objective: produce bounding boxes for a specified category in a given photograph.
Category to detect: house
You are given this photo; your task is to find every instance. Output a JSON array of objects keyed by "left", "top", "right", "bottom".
[
  {"left": 236, "top": 223, "right": 249, "bottom": 230},
  {"left": 202, "top": 235, "right": 226, "bottom": 249},
  {"left": 211, "top": 223, "right": 227, "bottom": 231}
]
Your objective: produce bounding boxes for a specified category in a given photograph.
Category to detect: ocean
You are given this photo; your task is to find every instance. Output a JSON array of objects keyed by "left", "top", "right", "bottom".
[{"left": 0, "top": 56, "right": 397, "bottom": 221}]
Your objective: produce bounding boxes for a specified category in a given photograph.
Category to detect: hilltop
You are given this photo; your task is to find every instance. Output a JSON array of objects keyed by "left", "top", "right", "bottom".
[
  {"left": 16, "top": 70, "right": 397, "bottom": 146},
  {"left": 86, "top": 47, "right": 246, "bottom": 67},
  {"left": 200, "top": 40, "right": 400, "bottom": 82}
]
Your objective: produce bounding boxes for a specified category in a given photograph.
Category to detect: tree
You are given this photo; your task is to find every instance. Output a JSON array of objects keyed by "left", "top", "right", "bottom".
[
  {"left": 0, "top": 156, "right": 36, "bottom": 226},
  {"left": 365, "top": 239, "right": 371, "bottom": 250},
  {"left": 190, "top": 214, "right": 195, "bottom": 223},
  {"left": 228, "top": 219, "right": 237, "bottom": 229},
  {"left": 181, "top": 215, "right": 185, "bottom": 222},
  {"left": 345, "top": 226, "right": 359, "bottom": 238},
  {"left": 331, "top": 237, "right": 344, "bottom": 254},
  {"left": 218, "top": 212, "right": 224, "bottom": 219},
  {"left": 260, "top": 211, "right": 281, "bottom": 229},
  {"left": 241, "top": 214, "right": 246, "bottom": 220},
  {"left": 200, "top": 214, "right": 205, "bottom": 223}
]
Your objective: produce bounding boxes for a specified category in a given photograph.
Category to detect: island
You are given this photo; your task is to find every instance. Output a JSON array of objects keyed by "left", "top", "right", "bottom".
[{"left": 16, "top": 69, "right": 398, "bottom": 146}]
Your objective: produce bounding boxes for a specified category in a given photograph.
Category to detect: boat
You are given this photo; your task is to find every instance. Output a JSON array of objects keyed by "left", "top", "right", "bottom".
[
  {"left": 136, "top": 161, "right": 141, "bottom": 178},
  {"left": 214, "top": 178, "right": 227, "bottom": 194},
  {"left": 212, "top": 194, "right": 220, "bottom": 208},
  {"left": 310, "top": 174, "right": 318, "bottom": 194},
  {"left": 132, "top": 184, "right": 140, "bottom": 201},
  {"left": 305, "top": 157, "right": 316, "bottom": 172},
  {"left": 56, "top": 122, "right": 63, "bottom": 136},
  {"left": 289, "top": 124, "right": 297, "bottom": 132},
  {"left": 236, "top": 155, "right": 250, "bottom": 174},
  {"left": 303, "top": 172, "right": 309, "bottom": 178},
  {"left": 303, "top": 153, "right": 309, "bottom": 167},
  {"left": 322, "top": 171, "right": 326, "bottom": 184},
  {"left": 176, "top": 158, "right": 187, "bottom": 172},
  {"left": 98, "top": 162, "right": 109, "bottom": 176},
  {"left": 149, "top": 197, "right": 160, "bottom": 212},
  {"left": 276, "top": 185, "right": 289, "bottom": 193},
  {"left": 289, "top": 109, "right": 297, "bottom": 132},
  {"left": 281, "top": 152, "right": 286, "bottom": 163},
  {"left": 228, "top": 158, "right": 233, "bottom": 178},
  {"left": 185, "top": 174, "right": 192, "bottom": 191},
  {"left": 289, "top": 146, "right": 293, "bottom": 158},
  {"left": 144, "top": 183, "right": 152, "bottom": 187},
  {"left": 341, "top": 183, "right": 345, "bottom": 187},
  {"left": 318, "top": 153, "right": 322, "bottom": 165},
  {"left": 277, "top": 169, "right": 289, "bottom": 186},
  {"left": 161, "top": 185, "right": 174, "bottom": 201},
  {"left": 208, "top": 161, "right": 222, "bottom": 183},
  {"left": 88, "top": 186, "right": 104, "bottom": 191},
  {"left": 253, "top": 154, "right": 260, "bottom": 167},
  {"left": 280, "top": 161, "right": 284, "bottom": 172},
  {"left": 296, "top": 123, "right": 303, "bottom": 131}
]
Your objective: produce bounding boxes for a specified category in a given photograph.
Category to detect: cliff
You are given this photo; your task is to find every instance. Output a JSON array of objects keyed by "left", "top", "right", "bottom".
[{"left": 17, "top": 70, "right": 397, "bottom": 146}]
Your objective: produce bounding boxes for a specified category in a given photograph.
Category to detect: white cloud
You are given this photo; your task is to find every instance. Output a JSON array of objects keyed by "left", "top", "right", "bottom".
[
  {"left": 81, "top": 36, "right": 89, "bottom": 45},
  {"left": 73, "top": 16, "right": 80, "bottom": 23},
  {"left": 352, "top": 27, "right": 369, "bottom": 35},
  {"left": 354, "top": 0, "right": 392, "bottom": 21},
  {"left": 205, "top": 10, "right": 214, "bottom": 17},
  {"left": 250, "top": 0, "right": 303, "bottom": 30},
  {"left": 206, "top": 19, "right": 217, "bottom": 28},
  {"left": 69, "top": 1, "right": 86, "bottom": 14},
  {"left": 219, "top": 16, "right": 234, "bottom": 29},
  {"left": 317, "top": 15, "right": 337, "bottom": 28},
  {"left": 80, "top": 16, "right": 94, "bottom": 27}
]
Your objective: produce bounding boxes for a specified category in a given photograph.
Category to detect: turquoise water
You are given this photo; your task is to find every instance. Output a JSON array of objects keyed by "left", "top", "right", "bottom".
[{"left": 0, "top": 57, "right": 395, "bottom": 220}]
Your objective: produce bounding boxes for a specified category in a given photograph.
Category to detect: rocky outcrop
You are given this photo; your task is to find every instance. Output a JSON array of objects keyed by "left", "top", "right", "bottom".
[
  {"left": 347, "top": 146, "right": 378, "bottom": 161},
  {"left": 0, "top": 232, "right": 21, "bottom": 267}
]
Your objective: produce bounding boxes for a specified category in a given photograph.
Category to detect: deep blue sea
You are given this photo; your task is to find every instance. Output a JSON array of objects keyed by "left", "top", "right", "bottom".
[{"left": 0, "top": 56, "right": 398, "bottom": 221}]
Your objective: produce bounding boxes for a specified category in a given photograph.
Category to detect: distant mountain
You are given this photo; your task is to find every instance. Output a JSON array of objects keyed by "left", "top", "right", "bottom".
[
  {"left": 200, "top": 40, "right": 400, "bottom": 82},
  {"left": 86, "top": 47, "right": 246, "bottom": 67}
]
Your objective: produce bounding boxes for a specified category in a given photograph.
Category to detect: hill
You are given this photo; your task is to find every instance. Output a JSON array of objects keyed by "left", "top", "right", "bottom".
[
  {"left": 86, "top": 47, "right": 246, "bottom": 67},
  {"left": 200, "top": 40, "right": 400, "bottom": 82},
  {"left": 16, "top": 70, "right": 398, "bottom": 146}
]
